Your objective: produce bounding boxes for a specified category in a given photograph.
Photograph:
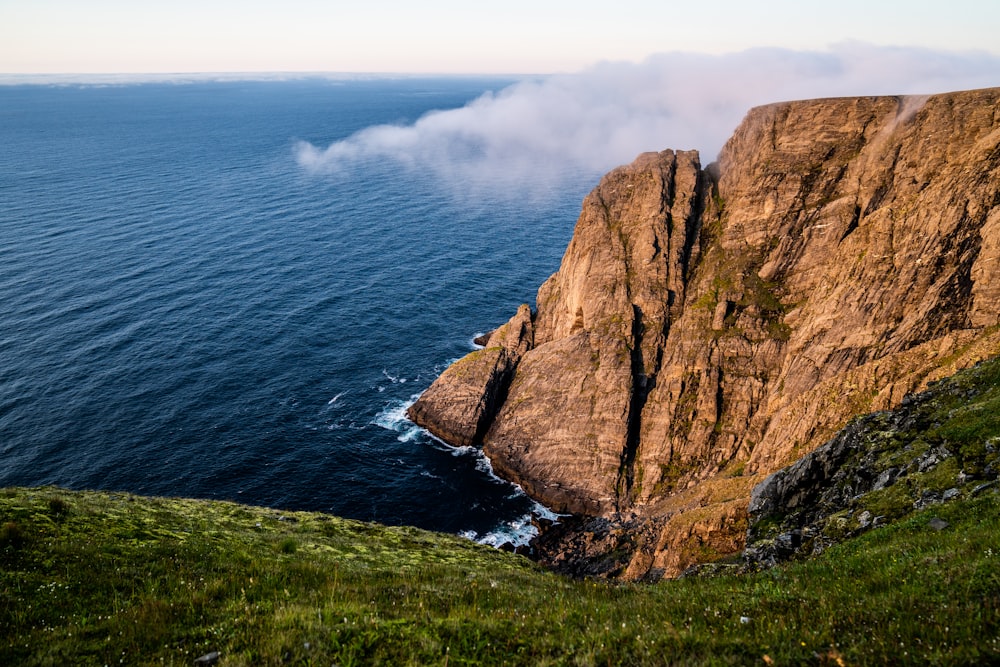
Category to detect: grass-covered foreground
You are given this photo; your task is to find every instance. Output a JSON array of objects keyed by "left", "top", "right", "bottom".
[{"left": 2, "top": 486, "right": 998, "bottom": 665}]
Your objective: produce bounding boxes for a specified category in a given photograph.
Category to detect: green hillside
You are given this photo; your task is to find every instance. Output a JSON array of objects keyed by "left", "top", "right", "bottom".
[
  {"left": 5, "top": 357, "right": 1000, "bottom": 665},
  {"left": 2, "top": 481, "right": 998, "bottom": 665}
]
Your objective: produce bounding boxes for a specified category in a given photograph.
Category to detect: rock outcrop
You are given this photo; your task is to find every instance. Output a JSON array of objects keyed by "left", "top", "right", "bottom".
[
  {"left": 409, "top": 87, "right": 1000, "bottom": 578},
  {"left": 407, "top": 304, "right": 533, "bottom": 448},
  {"left": 744, "top": 355, "right": 1000, "bottom": 568}
]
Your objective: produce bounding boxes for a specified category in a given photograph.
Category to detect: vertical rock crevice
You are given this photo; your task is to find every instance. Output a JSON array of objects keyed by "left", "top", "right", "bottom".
[{"left": 617, "top": 304, "right": 649, "bottom": 511}]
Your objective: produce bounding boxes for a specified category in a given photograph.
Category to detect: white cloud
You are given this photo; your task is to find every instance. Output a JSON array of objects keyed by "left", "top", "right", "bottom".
[{"left": 296, "top": 44, "right": 1000, "bottom": 194}]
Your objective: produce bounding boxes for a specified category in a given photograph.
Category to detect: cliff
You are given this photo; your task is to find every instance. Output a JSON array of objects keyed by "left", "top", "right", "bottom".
[{"left": 409, "top": 87, "right": 1000, "bottom": 578}]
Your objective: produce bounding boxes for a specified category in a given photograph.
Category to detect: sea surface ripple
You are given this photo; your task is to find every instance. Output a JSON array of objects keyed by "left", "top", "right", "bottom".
[{"left": 0, "top": 79, "right": 592, "bottom": 544}]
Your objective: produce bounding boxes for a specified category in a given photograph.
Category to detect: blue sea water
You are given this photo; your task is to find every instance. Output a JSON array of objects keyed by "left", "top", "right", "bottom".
[{"left": 0, "top": 78, "right": 593, "bottom": 545}]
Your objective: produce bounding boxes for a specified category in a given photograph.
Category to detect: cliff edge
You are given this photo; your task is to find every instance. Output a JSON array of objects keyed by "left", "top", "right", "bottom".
[{"left": 409, "top": 87, "right": 1000, "bottom": 579}]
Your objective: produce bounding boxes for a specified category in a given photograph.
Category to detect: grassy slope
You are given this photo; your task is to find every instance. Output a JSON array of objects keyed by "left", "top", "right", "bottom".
[
  {"left": 2, "top": 485, "right": 999, "bottom": 665},
  {"left": 5, "top": 356, "right": 1000, "bottom": 666}
]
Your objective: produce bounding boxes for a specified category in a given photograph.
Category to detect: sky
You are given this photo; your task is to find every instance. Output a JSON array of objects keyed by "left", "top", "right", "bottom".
[
  {"left": 4, "top": 1, "right": 998, "bottom": 188},
  {"left": 2, "top": 0, "right": 999, "bottom": 74}
]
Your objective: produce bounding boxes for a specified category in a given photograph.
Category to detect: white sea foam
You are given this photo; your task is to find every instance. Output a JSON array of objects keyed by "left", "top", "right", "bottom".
[
  {"left": 457, "top": 448, "right": 562, "bottom": 548},
  {"left": 380, "top": 369, "right": 412, "bottom": 385},
  {"left": 447, "top": 444, "right": 478, "bottom": 457},
  {"left": 474, "top": 516, "right": 537, "bottom": 548},
  {"left": 370, "top": 394, "right": 424, "bottom": 442},
  {"left": 327, "top": 391, "right": 347, "bottom": 406},
  {"left": 372, "top": 390, "right": 561, "bottom": 547},
  {"left": 462, "top": 499, "right": 562, "bottom": 549}
]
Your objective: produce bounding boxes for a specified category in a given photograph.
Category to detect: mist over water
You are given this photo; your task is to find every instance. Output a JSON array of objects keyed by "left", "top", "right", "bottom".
[{"left": 298, "top": 44, "right": 1000, "bottom": 191}]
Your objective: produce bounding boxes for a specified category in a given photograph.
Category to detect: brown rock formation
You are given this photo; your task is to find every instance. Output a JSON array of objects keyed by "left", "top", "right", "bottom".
[
  {"left": 407, "top": 304, "right": 533, "bottom": 448},
  {"left": 408, "top": 87, "right": 1000, "bottom": 578}
]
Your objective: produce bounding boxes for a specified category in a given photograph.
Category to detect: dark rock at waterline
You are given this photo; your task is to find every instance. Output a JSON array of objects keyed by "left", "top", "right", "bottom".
[{"left": 529, "top": 514, "right": 668, "bottom": 580}]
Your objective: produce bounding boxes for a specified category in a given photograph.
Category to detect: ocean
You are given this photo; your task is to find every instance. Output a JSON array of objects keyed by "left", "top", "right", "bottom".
[{"left": 0, "top": 78, "right": 595, "bottom": 546}]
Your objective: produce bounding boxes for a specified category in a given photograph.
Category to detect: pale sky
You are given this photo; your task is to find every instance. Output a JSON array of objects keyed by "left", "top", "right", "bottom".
[{"left": 1, "top": 0, "right": 998, "bottom": 74}]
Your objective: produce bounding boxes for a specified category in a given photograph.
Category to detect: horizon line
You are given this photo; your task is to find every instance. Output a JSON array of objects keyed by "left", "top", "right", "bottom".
[{"left": 0, "top": 71, "right": 546, "bottom": 86}]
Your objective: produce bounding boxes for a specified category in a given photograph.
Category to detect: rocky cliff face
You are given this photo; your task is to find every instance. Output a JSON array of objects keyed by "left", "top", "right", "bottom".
[{"left": 409, "top": 87, "right": 1000, "bottom": 579}]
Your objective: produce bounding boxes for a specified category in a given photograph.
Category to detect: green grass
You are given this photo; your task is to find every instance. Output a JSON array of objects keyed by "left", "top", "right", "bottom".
[{"left": 3, "top": 486, "right": 999, "bottom": 665}]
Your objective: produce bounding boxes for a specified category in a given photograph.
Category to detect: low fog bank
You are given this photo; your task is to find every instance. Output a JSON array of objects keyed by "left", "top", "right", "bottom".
[{"left": 297, "top": 43, "right": 1000, "bottom": 196}]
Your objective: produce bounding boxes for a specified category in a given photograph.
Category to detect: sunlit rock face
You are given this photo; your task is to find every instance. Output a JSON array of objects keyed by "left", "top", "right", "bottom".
[{"left": 410, "top": 87, "right": 1000, "bottom": 578}]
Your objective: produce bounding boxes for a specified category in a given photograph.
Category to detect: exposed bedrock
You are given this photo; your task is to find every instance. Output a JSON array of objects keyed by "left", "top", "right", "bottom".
[{"left": 408, "top": 87, "right": 1000, "bottom": 579}]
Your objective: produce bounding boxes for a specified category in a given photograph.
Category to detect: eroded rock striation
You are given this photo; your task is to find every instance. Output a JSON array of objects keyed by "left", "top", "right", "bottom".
[{"left": 409, "top": 88, "right": 1000, "bottom": 579}]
